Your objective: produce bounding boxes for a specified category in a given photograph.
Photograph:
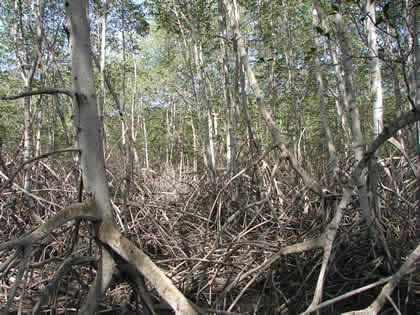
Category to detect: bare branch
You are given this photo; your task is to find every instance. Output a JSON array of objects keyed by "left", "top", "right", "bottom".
[
  {"left": 341, "top": 244, "right": 420, "bottom": 315},
  {"left": 98, "top": 221, "right": 198, "bottom": 315},
  {"left": 0, "top": 169, "right": 63, "bottom": 208},
  {"left": 0, "top": 88, "right": 72, "bottom": 100},
  {"left": 0, "top": 201, "right": 98, "bottom": 252},
  {"left": 33, "top": 256, "right": 97, "bottom": 314},
  {"left": 0, "top": 147, "right": 80, "bottom": 194},
  {"left": 79, "top": 247, "right": 116, "bottom": 315}
]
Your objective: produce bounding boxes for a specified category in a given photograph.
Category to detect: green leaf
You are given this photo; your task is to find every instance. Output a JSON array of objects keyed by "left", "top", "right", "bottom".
[
  {"left": 375, "top": 16, "right": 384, "bottom": 26},
  {"left": 315, "top": 26, "right": 325, "bottom": 35},
  {"left": 331, "top": 4, "right": 339, "bottom": 12},
  {"left": 383, "top": 2, "right": 391, "bottom": 20}
]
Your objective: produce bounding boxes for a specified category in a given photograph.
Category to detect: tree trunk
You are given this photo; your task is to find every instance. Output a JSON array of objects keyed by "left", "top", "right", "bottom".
[
  {"left": 365, "top": 0, "right": 384, "bottom": 225},
  {"left": 312, "top": 0, "right": 337, "bottom": 181},
  {"left": 186, "top": 2, "right": 216, "bottom": 181},
  {"left": 219, "top": 0, "right": 237, "bottom": 174},
  {"left": 140, "top": 96, "right": 149, "bottom": 169},
  {"left": 334, "top": 1, "right": 372, "bottom": 232},
  {"left": 281, "top": 6, "right": 301, "bottom": 150},
  {"left": 98, "top": 0, "right": 108, "bottom": 155},
  {"left": 23, "top": 90, "right": 34, "bottom": 192},
  {"left": 329, "top": 40, "right": 351, "bottom": 148},
  {"left": 131, "top": 55, "right": 140, "bottom": 167},
  {"left": 65, "top": 1, "right": 197, "bottom": 313},
  {"left": 223, "top": 0, "right": 321, "bottom": 196}
]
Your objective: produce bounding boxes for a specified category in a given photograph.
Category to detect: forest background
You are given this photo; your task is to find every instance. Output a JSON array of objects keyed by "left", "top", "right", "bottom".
[{"left": 0, "top": 0, "right": 419, "bottom": 314}]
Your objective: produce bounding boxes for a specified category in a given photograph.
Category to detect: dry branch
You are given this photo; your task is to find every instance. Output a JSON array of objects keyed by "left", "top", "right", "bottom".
[
  {"left": 222, "top": 0, "right": 420, "bottom": 312},
  {"left": 0, "top": 88, "right": 72, "bottom": 100},
  {"left": 0, "top": 169, "right": 63, "bottom": 209},
  {"left": 0, "top": 147, "right": 79, "bottom": 195},
  {"left": 340, "top": 244, "right": 420, "bottom": 315},
  {"left": 0, "top": 201, "right": 98, "bottom": 252}
]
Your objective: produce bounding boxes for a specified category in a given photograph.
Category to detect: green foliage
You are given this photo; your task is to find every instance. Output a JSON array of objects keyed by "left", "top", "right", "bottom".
[{"left": 0, "top": 0, "right": 415, "bottom": 175}]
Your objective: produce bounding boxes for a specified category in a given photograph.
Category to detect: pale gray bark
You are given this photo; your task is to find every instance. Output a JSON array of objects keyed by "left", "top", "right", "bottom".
[
  {"left": 65, "top": 1, "right": 197, "bottom": 313},
  {"left": 312, "top": 0, "right": 338, "bottom": 181},
  {"left": 329, "top": 41, "right": 351, "bottom": 146},
  {"left": 366, "top": 0, "right": 384, "bottom": 138},
  {"left": 334, "top": 1, "right": 372, "bottom": 230},
  {"left": 194, "top": 37, "right": 216, "bottom": 179},
  {"left": 190, "top": 107, "right": 198, "bottom": 174},
  {"left": 140, "top": 96, "right": 150, "bottom": 169},
  {"left": 365, "top": 0, "right": 384, "bottom": 222},
  {"left": 66, "top": 0, "right": 111, "bottom": 219},
  {"left": 172, "top": 8, "right": 198, "bottom": 174},
  {"left": 219, "top": 0, "right": 236, "bottom": 173},
  {"left": 35, "top": 109, "right": 42, "bottom": 156},
  {"left": 98, "top": 0, "right": 108, "bottom": 154},
  {"left": 172, "top": 4, "right": 215, "bottom": 179},
  {"left": 79, "top": 247, "right": 116, "bottom": 315},
  {"left": 12, "top": 0, "right": 45, "bottom": 193},
  {"left": 236, "top": 39, "right": 259, "bottom": 152},
  {"left": 222, "top": 0, "right": 322, "bottom": 196},
  {"left": 186, "top": 3, "right": 216, "bottom": 180},
  {"left": 131, "top": 56, "right": 140, "bottom": 167}
]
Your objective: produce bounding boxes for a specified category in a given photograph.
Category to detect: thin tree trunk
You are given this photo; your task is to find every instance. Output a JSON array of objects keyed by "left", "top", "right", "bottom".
[
  {"left": 406, "top": 0, "right": 419, "bottom": 241},
  {"left": 193, "top": 39, "right": 216, "bottom": 180},
  {"left": 131, "top": 55, "right": 139, "bottom": 167},
  {"left": 190, "top": 108, "right": 198, "bottom": 175},
  {"left": 219, "top": 0, "right": 237, "bottom": 174},
  {"left": 386, "top": 23, "right": 406, "bottom": 147},
  {"left": 140, "top": 97, "right": 149, "bottom": 169},
  {"left": 23, "top": 90, "right": 34, "bottom": 192},
  {"left": 172, "top": 7, "right": 198, "bottom": 175},
  {"left": 329, "top": 41, "right": 351, "bottom": 147},
  {"left": 365, "top": 0, "right": 384, "bottom": 222},
  {"left": 13, "top": 0, "right": 45, "bottom": 195},
  {"left": 66, "top": 1, "right": 197, "bottom": 313},
  {"left": 312, "top": 0, "right": 337, "bottom": 181},
  {"left": 281, "top": 7, "right": 300, "bottom": 149},
  {"left": 186, "top": 2, "right": 216, "bottom": 181},
  {"left": 98, "top": 0, "right": 108, "bottom": 154},
  {"left": 54, "top": 94, "right": 71, "bottom": 146},
  {"left": 222, "top": 0, "right": 322, "bottom": 194},
  {"left": 35, "top": 109, "right": 42, "bottom": 156},
  {"left": 234, "top": 38, "right": 259, "bottom": 153},
  {"left": 334, "top": 1, "right": 372, "bottom": 231}
]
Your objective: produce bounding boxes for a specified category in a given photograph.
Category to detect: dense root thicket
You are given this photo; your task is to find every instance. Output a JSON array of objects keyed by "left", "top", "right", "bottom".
[{"left": 0, "top": 149, "right": 418, "bottom": 314}]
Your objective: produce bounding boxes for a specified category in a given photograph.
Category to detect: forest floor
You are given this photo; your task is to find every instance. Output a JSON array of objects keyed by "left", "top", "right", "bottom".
[{"left": 0, "top": 154, "right": 418, "bottom": 314}]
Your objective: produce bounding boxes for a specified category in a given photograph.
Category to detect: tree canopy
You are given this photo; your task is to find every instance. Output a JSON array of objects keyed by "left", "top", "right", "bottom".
[{"left": 0, "top": 0, "right": 418, "bottom": 314}]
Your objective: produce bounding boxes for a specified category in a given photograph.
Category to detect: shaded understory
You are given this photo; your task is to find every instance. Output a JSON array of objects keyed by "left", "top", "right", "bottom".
[{"left": 0, "top": 152, "right": 418, "bottom": 314}]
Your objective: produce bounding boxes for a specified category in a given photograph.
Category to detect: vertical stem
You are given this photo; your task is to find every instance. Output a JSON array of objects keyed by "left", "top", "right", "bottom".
[
  {"left": 334, "top": 1, "right": 371, "bottom": 231},
  {"left": 366, "top": 0, "right": 384, "bottom": 222},
  {"left": 312, "top": 0, "right": 337, "bottom": 181}
]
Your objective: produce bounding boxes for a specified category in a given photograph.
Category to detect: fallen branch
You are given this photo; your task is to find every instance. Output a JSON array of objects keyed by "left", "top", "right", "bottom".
[
  {"left": 0, "top": 169, "right": 63, "bottom": 209},
  {"left": 97, "top": 219, "right": 198, "bottom": 315},
  {"left": 0, "top": 201, "right": 98, "bottom": 252},
  {"left": 213, "top": 108, "right": 420, "bottom": 313},
  {"left": 341, "top": 244, "right": 420, "bottom": 315},
  {"left": 32, "top": 256, "right": 97, "bottom": 314},
  {"left": 0, "top": 147, "right": 79, "bottom": 194}
]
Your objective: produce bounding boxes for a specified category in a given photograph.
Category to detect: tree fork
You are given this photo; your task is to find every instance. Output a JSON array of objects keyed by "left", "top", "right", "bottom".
[{"left": 65, "top": 0, "right": 197, "bottom": 313}]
